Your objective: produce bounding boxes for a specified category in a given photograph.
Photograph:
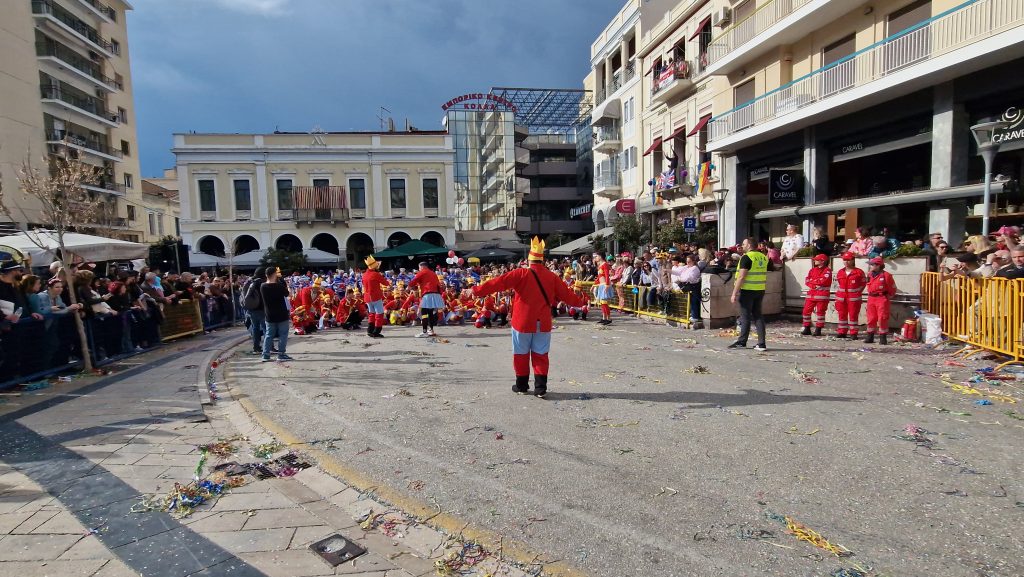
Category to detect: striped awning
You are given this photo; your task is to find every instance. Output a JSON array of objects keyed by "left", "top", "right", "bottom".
[{"left": 293, "top": 186, "right": 347, "bottom": 210}]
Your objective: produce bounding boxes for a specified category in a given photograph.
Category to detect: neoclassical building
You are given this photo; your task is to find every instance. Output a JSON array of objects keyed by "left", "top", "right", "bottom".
[{"left": 173, "top": 131, "right": 456, "bottom": 266}]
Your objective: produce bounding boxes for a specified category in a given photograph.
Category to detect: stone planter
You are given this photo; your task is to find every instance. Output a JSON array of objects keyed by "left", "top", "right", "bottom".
[{"left": 700, "top": 271, "right": 784, "bottom": 328}]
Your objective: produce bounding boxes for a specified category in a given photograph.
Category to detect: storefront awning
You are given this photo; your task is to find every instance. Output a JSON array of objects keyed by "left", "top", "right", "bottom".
[
  {"left": 754, "top": 183, "right": 987, "bottom": 219},
  {"left": 549, "top": 226, "right": 615, "bottom": 256},
  {"left": 668, "top": 125, "right": 687, "bottom": 140},
  {"left": 832, "top": 132, "right": 932, "bottom": 163},
  {"left": 689, "top": 17, "right": 711, "bottom": 40},
  {"left": 643, "top": 137, "right": 663, "bottom": 156},
  {"left": 687, "top": 114, "right": 712, "bottom": 137},
  {"left": 591, "top": 98, "right": 621, "bottom": 123}
]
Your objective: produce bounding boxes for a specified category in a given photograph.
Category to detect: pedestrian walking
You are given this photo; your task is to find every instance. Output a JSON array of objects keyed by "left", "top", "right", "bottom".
[
  {"left": 260, "top": 266, "right": 293, "bottom": 361},
  {"left": 801, "top": 253, "right": 832, "bottom": 336},
  {"left": 472, "top": 237, "right": 586, "bottom": 397},
  {"left": 408, "top": 262, "right": 444, "bottom": 338},
  {"left": 241, "top": 267, "right": 265, "bottom": 354},
  {"left": 834, "top": 252, "right": 866, "bottom": 339},
  {"left": 728, "top": 238, "right": 768, "bottom": 351},
  {"left": 864, "top": 257, "right": 895, "bottom": 344}
]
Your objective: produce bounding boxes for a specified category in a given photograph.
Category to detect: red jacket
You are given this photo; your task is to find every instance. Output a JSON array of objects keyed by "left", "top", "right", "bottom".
[
  {"left": 473, "top": 263, "right": 585, "bottom": 333},
  {"left": 408, "top": 269, "right": 442, "bottom": 295},
  {"left": 867, "top": 271, "right": 896, "bottom": 298},
  {"left": 836, "top": 267, "right": 867, "bottom": 301},
  {"left": 362, "top": 270, "right": 389, "bottom": 302},
  {"left": 805, "top": 265, "right": 832, "bottom": 299}
]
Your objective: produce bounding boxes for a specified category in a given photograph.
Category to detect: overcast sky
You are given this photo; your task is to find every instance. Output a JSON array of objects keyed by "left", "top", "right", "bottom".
[{"left": 127, "top": 0, "right": 624, "bottom": 176}]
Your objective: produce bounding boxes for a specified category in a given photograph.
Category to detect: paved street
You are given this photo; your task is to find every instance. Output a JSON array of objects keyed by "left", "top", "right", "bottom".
[{"left": 228, "top": 316, "right": 1024, "bottom": 577}]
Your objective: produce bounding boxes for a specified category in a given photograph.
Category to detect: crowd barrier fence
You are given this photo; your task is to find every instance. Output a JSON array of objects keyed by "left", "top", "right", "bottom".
[{"left": 575, "top": 281, "right": 694, "bottom": 326}]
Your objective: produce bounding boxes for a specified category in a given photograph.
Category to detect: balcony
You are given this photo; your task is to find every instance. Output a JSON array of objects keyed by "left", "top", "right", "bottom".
[
  {"left": 46, "top": 131, "right": 123, "bottom": 161},
  {"left": 515, "top": 216, "right": 591, "bottom": 235},
  {"left": 40, "top": 85, "right": 118, "bottom": 127},
  {"left": 650, "top": 60, "right": 695, "bottom": 106},
  {"left": 36, "top": 40, "right": 120, "bottom": 91},
  {"left": 292, "top": 186, "right": 349, "bottom": 224},
  {"left": 593, "top": 171, "right": 622, "bottom": 199},
  {"left": 83, "top": 179, "right": 126, "bottom": 196},
  {"left": 593, "top": 124, "right": 621, "bottom": 153},
  {"left": 704, "top": 0, "right": 862, "bottom": 77},
  {"left": 33, "top": 1, "right": 115, "bottom": 56},
  {"left": 708, "top": 0, "right": 1024, "bottom": 151},
  {"left": 77, "top": 0, "right": 116, "bottom": 22}
]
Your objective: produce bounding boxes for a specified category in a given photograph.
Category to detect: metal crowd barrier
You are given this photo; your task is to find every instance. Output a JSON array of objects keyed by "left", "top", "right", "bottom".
[
  {"left": 920, "top": 271, "right": 1023, "bottom": 361},
  {"left": 575, "top": 281, "right": 693, "bottom": 325}
]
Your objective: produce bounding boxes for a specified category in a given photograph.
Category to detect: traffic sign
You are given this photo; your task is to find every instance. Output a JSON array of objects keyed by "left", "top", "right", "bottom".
[{"left": 683, "top": 217, "right": 697, "bottom": 233}]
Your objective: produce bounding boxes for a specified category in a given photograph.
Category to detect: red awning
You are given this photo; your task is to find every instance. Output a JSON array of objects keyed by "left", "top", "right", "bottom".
[
  {"left": 687, "top": 114, "right": 712, "bottom": 137},
  {"left": 668, "top": 125, "right": 687, "bottom": 140},
  {"left": 643, "top": 137, "right": 663, "bottom": 156},
  {"left": 689, "top": 16, "right": 711, "bottom": 40}
]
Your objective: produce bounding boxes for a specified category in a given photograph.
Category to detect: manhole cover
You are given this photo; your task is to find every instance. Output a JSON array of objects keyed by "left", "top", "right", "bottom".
[{"left": 310, "top": 534, "right": 366, "bottom": 567}]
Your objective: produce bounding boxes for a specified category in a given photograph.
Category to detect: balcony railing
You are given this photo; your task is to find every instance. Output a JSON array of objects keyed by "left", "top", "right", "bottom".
[
  {"left": 46, "top": 131, "right": 122, "bottom": 158},
  {"left": 293, "top": 186, "right": 349, "bottom": 222},
  {"left": 594, "top": 171, "right": 622, "bottom": 192},
  {"left": 709, "top": 0, "right": 1024, "bottom": 143},
  {"left": 651, "top": 60, "right": 694, "bottom": 97},
  {"left": 40, "top": 85, "right": 115, "bottom": 122},
  {"left": 706, "top": 0, "right": 814, "bottom": 67},
  {"left": 78, "top": 0, "right": 116, "bottom": 21},
  {"left": 33, "top": 0, "right": 115, "bottom": 54},
  {"left": 593, "top": 124, "right": 621, "bottom": 150},
  {"left": 83, "top": 179, "right": 126, "bottom": 195},
  {"left": 36, "top": 41, "right": 119, "bottom": 89}
]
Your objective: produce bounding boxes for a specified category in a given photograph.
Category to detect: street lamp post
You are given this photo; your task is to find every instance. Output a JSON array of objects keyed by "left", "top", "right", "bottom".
[
  {"left": 713, "top": 188, "right": 729, "bottom": 248},
  {"left": 970, "top": 119, "right": 1011, "bottom": 237}
]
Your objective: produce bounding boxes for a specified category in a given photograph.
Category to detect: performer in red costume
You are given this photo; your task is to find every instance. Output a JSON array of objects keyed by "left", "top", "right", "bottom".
[
  {"left": 593, "top": 253, "right": 614, "bottom": 325},
  {"left": 473, "top": 237, "right": 585, "bottom": 397},
  {"left": 801, "top": 253, "right": 832, "bottom": 337},
  {"left": 362, "top": 256, "right": 390, "bottom": 338},
  {"left": 408, "top": 261, "right": 445, "bottom": 337},
  {"left": 834, "top": 252, "right": 866, "bottom": 339},
  {"left": 292, "top": 278, "right": 323, "bottom": 334}
]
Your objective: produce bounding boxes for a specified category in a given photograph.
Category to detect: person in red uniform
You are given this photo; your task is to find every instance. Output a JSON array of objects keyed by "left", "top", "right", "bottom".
[
  {"left": 473, "top": 237, "right": 586, "bottom": 397},
  {"left": 801, "top": 253, "right": 832, "bottom": 336},
  {"left": 292, "top": 278, "right": 323, "bottom": 334},
  {"left": 864, "top": 256, "right": 896, "bottom": 344},
  {"left": 408, "top": 261, "right": 445, "bottom": 337},
  {"left": 834, "top": 252, "right": 867, "bottom": 339},
  {"left": 361, "top": 255, "right": 390, "bottom": 338},
  {"left": 475, "top": 294, "right": 497, "bottom": 328}
]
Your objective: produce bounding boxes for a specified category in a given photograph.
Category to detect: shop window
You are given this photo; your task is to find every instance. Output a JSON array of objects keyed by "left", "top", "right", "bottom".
[
  {"left": 423, "top": 178, "right": 439, "bottom": 210},
  {"left": 390, "top": 178, "right": 406, "bottom": 209},
  {"left": 198, "top": 179, "right": 216, "bottom": 212}
]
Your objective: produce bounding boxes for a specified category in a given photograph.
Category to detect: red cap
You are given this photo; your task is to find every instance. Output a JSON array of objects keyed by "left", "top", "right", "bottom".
[
  {"left": 812, "top": 254, "right": 828, "bottom": 263},
  {"left": 841, "top": 252, "right": 855, "bottom": 261},
  {"left": 869, "top": 257, "right": 884, "bottom": 266}
]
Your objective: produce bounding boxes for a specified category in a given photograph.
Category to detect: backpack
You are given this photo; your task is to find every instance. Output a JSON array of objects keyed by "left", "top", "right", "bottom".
[{"left": 242, "top": 279, "right": 263, "bottom": 311}]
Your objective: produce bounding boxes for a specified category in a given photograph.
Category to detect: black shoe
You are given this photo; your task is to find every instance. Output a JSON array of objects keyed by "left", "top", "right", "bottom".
[
  {"left": 849, "top": 334, "right": 860, "bottom": 341},
  {"left": 836, "top": 334, "right": 847, "bottom": 339},
  {"left": 572, "top": 313, "right": 579, "bottom": 320},
  {"left": 879, "top": 333, "right": 888, "bottom": 345},
  {"left": 533, "top": 375, "right": 547, "bottom": 398},
  {"left": 801, "top": 326, "right": 812, "bottom": 336},
  {"left": 813, "top": 327, "right": 822, "bottom": 337},
  {"left": 367, "top": 326, "right": 375, "bottom": 337},
  {"left": 864, "top": 334, "right": 875, "bottom": 344},
  {"left": 727, "top": 341, "right": 746, "bottom": 349},
  {"left": 513, "top": 376, "right": 529, "bottom": 394},
  {"left": 373, "top": 325, "right": 384, "bottom": 338}
]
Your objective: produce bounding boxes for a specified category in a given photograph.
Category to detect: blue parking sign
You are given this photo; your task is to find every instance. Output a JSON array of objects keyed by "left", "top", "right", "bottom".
[{"left": 683, "top": 217, "right": 697, "bottom": 233}]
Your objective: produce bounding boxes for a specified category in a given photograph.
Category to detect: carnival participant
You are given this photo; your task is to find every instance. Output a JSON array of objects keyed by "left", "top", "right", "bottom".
[
  {"left": 361, "top": 256, "right": 390, "bottom": 338},
  {"left": 472, "top": 237, "right": 585, "bottom": 397},
  {"left": 835, "top": 252, "right": 866, "bottom": 339},
  {"left": 408, "top": 261, "right": 445, "bottom": 338},
  {"left": 801, "top": 254, "right": 832, "bottom": 337},
  {"left": 593, "top": 253, "right": 613, "bottom": 325}
]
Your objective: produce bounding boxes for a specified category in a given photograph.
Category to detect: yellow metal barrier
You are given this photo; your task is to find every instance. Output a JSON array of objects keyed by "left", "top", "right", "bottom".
[
  {"left": 920, "top": 271, "right": 1023, "bottom": 361},
  {"left": 575, "top": 281, "right": 692, "bottom": 325}
]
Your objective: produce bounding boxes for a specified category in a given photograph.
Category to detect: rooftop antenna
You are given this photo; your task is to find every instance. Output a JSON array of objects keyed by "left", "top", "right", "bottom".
[{"left": 377, "top": 106, "right": 391, "bottom": 131}]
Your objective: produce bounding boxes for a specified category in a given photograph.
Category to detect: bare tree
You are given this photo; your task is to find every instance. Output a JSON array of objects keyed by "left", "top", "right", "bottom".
[{"left": 0, "top": 150, "right": 105, "bottom": 372}]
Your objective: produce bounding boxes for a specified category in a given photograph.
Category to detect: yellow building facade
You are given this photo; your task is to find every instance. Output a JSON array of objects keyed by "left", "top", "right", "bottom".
[
  {"left": 0, "top": 0, "right": 146, "bottom": 241},
  {"left": 173, "top": 132, "right": 456, "bottom": 267}
]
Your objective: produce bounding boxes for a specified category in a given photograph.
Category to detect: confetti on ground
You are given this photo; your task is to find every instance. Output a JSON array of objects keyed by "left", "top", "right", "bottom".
[
  {"left": 654, "top": 486, "right": 678, "bottom": 497},
  {"left": 686, "top": 365, "right": 710, "bottom": 374},
  {"left": 784, "top": 427, "right": 821, "bottom": 436},
  {"left": 790, "top": 368, "right": 821, "bottom": 385},
  {"left": 435, "top": 541, "right": 488, "bottom": 575},
  {"left": 251, "top": 442, "right": 282, "bottom": 459},
  {"left": 769, "top": 514, "right": 852, "bottom": 557}
]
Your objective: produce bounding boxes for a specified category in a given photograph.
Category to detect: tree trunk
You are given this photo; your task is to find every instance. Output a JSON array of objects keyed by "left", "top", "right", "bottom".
[{"left": 62, "top": 267, "right": 93, "bottom": 373}]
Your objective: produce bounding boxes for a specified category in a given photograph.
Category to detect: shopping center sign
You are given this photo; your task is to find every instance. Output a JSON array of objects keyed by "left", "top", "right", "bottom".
[
  {"left": 993, "top": 105, "right": 1024, "bottom": 145},
  {"left": 441, "top": 93, "right": 518, "bottom": 113},
  {"left": 768, "top": 169, "right": 803, "bottom": 205}
]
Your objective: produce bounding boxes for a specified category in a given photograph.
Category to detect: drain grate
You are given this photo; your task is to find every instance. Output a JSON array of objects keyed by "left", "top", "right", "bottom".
[{"left": 310, "top": 534, "right": 366, "bottom": 567}]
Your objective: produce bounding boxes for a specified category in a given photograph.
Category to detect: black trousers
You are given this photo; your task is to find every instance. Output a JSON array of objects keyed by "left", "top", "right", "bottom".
[{"left": 736, "top": 289, "right": 765, "bottom": 346}]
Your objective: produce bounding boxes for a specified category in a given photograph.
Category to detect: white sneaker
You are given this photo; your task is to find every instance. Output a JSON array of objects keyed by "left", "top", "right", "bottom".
[
  {"left": 427, "top": 330, "right": 437, "bottom": 337},
  {"left": 753, "top": 344, "right": 768, "bottom": 352},
  {"left": 415, "top": 332, "right": 429, "bottom": 338}
]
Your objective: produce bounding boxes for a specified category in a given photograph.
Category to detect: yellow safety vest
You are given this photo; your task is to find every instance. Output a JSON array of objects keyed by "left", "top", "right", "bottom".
[{"left": 740, "top": 251, "right": 768, "bottom": 291}]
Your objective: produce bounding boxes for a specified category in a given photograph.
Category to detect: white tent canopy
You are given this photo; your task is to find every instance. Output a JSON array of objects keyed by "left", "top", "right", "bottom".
[
  {"left": 303, "top": 248, "right": 341, "bottom": 265},
  {"left": 549, "top": 227, "right": 614, "bottom": 256},
  {"left": 0, "top": 231, "right": 148, "bottom": 264},
  {"left": 188, "top": 252, "right": 224, "bottom": 268}
]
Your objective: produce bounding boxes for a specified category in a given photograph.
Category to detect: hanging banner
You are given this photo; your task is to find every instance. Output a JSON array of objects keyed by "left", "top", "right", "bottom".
[{"left": 768, "top": 169, "right": 803, "bottom": 205}]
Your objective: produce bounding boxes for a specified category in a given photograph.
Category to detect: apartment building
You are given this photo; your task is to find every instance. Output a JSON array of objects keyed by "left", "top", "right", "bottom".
[
  {"left": 704, "top": 0, "right": 1024, "bottom": 244},
  {"left": 172, "top": 131, "right": 456, "bottom": 267},
  {"left": 516, "top": 132, "right": 594, "bottom": 240},
  {"left": 0, "top": 0, "right": 146, "bottom": 240},
  {"left": 587, "top": 0, "right": 646, "bottom": 233},
  {"left": 636, "top": 0, "right": 732, "bottom": 236},
  {"left": 140, "top": 168, "right": 181, "bottom": 241}
]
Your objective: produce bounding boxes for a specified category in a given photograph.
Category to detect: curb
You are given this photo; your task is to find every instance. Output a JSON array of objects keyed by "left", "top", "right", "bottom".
[
  {"left": 213, "top": 338, "right": 589, "bottom": 577},
  {"left": 196, "top": 333, "right": 249, "bottom": 406}
]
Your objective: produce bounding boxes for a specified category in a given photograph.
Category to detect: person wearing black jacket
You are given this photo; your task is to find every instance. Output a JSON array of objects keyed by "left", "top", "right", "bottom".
[
  {"left": 259, "top": 267, "right": 292, "bottom": 362},
  {"left": 242, "top": 268, "right": 266, "bottom": 354}
]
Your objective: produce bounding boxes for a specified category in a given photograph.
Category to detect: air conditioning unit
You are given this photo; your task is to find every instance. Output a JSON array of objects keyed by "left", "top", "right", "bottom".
[{"left": 713, "top": 7, "right": 732, "bottom": 28}]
